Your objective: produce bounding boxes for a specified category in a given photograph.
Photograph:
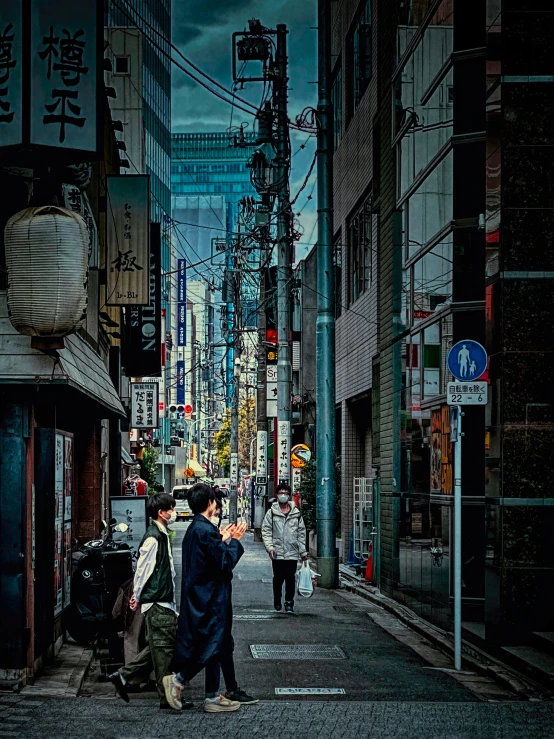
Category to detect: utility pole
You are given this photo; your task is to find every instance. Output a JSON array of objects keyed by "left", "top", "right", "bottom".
[
  {"left": 229, "top": 221, "right": 242, "bottom": 524},
  {"left": 225, "top": 202, "right": 235, "bottom": 410},
  {"left": 275, "top": 23, "right": 292, "bottom": 486},
  {"left": 316, "top": 0, "right": 337, "bottom": 588},
  {"left": 254, "top": 242, "right": 268, "bottom": 540}
]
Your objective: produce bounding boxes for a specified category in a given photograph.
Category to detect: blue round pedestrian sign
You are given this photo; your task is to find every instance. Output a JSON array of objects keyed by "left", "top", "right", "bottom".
[{"left": 447, "top": 340, "right": 487, "bottom": 382}]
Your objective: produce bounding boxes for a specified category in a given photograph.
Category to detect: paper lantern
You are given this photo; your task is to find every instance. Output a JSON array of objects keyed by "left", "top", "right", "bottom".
[{"left": 5, "top": 206, "right": 89, "bottom": 337}]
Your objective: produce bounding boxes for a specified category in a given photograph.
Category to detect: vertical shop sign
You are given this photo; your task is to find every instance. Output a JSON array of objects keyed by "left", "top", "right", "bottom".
[
  {"left": 277, "top": 420, "right": 290, "bottom": 484},
  {"left": 122, "top": 223, "right": 162, "bottom": 376},
  {"left": 30, "top": 0, "right": 100, "bottom": 153},
  {"left": 131, "top": 382, "right": 159, "bottom": 429},
  {"left": 106, "top": 175, "right": 150, "bottom": 305},
  {"left": 0, "top": 0, "right": 22, "bottom": 147}
]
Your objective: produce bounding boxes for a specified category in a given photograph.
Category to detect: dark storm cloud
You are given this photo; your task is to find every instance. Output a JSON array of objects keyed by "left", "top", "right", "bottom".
[{"left": 172, "top": 0, "right": 256, "bottom": 46}]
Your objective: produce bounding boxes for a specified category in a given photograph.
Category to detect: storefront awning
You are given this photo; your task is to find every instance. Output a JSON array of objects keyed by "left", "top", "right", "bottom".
[
  {"left": 187, "top": 459, "right": 205, "bottom": 477},
  {"left": 0, "top": 293, "right": 125, "bottom": 418}
]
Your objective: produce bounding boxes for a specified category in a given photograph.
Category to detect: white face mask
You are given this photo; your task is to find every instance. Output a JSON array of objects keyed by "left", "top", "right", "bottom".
[
  {"left": 277, "top": 494, "right": 289, "bottom": 504},
  {"left": 211, "top": 516, "right": 220, "bottom": 527},
  {"left": 167, "top": 511, "right": 177, "bottom": 524}
]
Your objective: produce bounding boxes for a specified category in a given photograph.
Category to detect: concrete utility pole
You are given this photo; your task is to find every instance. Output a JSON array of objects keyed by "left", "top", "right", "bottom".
[
  {"left": 274, "top": 23, "right": 292, "bottom": 486},
  {"left": 316, "top": 0, "right": 337, "bottom": 588},
  {"left": 229, "top": 222, "right": 242, "bottom": 524},
  {"left": 254, "top": 244, "right": 268, "bottom": 540}
]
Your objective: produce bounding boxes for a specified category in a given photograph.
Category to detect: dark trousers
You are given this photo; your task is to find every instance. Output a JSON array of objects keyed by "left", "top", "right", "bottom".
[
  {"left": 177, "top": 656, "right": 221, "bottom": 697},
  {"left": 220, "top": 652, "right": 237, "bottom": 693},
  {"left": 272, "top": 559, "right": 297, "bottom": 606}
]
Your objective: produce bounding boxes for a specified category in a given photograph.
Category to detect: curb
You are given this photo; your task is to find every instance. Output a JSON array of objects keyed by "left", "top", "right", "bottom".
[{"left": 340, "top": 576, "right": 550, "bottom": 701}]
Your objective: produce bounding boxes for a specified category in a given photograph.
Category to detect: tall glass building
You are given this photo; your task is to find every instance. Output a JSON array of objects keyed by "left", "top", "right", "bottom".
[
  {"left": 171, "top": 132, "right": 256, "bottom": 273},
  {"left": 171, "top": 133, "right": 258, "bottom": 408}
]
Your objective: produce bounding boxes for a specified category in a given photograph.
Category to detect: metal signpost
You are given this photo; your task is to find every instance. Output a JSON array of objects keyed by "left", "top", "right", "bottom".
[{"left": 447, "top": 340, "right": 488, "bottom": 672}]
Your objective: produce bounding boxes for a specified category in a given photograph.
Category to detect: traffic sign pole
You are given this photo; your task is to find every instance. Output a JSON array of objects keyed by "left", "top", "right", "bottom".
[
  {"left": 446, "top": 339, "right": 488, "bottom": 673},
  {"left": 453, "top": 405, "right": 462, "bottom": 671}
]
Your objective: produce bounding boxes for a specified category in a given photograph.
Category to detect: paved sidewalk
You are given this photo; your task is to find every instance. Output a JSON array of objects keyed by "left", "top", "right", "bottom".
[
  {"left": 36, "top": 525, "right": 551, "bottom": 739},
  {"left": 2, "top": 694, "right": 554, "bottom": 739}
]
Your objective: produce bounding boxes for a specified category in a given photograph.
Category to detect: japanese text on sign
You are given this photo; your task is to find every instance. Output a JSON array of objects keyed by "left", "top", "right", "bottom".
[
  {"left": 131, "top": 382, "right": 159, "bottom": 429},
  {"left": 256, "top": 430, "right": 267, "bottom": 484},
  {"left": 277, "top": 421, "right": 290, "bottom": 484}
]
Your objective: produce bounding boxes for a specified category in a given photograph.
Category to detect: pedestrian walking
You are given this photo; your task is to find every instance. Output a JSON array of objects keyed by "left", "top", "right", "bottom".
[
  {"left": 163, "top": 483, "right": 247, "bottom": 713},
  {"left": 262, "top": 483, "right": 308, "bottom": 614},
  {"left": 211, "top": 497, "right": 258, "bottom": 705},
  {"left": 108, "top": 494, "right": 192, "bottom": 710}
]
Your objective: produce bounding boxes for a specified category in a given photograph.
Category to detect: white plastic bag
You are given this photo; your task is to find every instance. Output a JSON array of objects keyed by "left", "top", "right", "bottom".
[{"left": 297, "top": 560, "right": 314, "bottom": 598}]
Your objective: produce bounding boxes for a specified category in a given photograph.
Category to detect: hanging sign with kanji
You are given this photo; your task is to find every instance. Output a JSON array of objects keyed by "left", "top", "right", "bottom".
[
  {"left": 277, "top": 420, "right": 290, "bottom": 485},
  {"left": 256, "top": 430, "right": 268, "bottom": 485},
  {"left": 30, "top": 0, "right": 101, "bottom": 154},
  {"left": 130, "top": 382, "right": 159, "bottom": 429},
  {"left": 0, "top": 1, "right": 23, "bottom": 148},
  {"left": 106, "top": 175, "right": 150, "bottom": 306}
]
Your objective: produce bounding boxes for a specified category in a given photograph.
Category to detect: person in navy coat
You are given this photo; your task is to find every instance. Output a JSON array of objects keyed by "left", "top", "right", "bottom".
[{"left": 162, "top": 483, "right": 247, "bottom": 713}]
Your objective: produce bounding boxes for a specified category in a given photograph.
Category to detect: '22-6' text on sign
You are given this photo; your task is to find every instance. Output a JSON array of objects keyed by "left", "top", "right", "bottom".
[{"left": 447, "top": 382, "right": 488, "bottom": 406}]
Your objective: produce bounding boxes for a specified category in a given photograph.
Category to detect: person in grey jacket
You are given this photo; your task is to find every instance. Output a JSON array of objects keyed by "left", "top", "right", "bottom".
[{"left": 262, "top": 483, "right": 308, "bottom": 614}]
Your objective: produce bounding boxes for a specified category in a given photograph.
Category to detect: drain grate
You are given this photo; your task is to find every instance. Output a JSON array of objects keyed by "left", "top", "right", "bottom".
[
  {"left": 275, "top": 687, "right": 346, "bottom": 695},
  {"left": 235, "top": 614, "right": 283, "bottom": 620},
  {"left": 333, "top": 605, "right": 364, "bottom": 613},
  {"left": 250, "top": 644, "right": 346, "bottom": 660}
]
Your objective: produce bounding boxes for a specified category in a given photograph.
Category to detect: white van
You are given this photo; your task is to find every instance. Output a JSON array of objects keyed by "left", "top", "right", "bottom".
[{"left": 171, "top": 485, "right": 193, "bottom": 522}]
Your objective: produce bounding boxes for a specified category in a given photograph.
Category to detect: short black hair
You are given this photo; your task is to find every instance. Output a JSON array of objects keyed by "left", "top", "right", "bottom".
[
  {"left": 147, "top": 493, "right": 176, "bottom": 520},
  {"left": 275, "top": 482, "right": 291, "bottom": 495},
  {"left": 153, "top": 483, "right": 165, "bottom": 493},
  {"left": 188, "top": 483, "right": 215, "bottom": 514}
]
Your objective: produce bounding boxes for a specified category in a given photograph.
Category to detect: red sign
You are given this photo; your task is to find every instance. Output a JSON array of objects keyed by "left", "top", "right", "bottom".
[{"left": 184, "top": 404, "right": 193, "bottom": 414}]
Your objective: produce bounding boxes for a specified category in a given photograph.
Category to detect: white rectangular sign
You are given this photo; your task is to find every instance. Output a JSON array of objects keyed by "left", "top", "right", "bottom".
[
  {"left": 130, "top": 382, "right": 159, "bottom": 428},
  {"left": 277, "top": 420, "right": 290, "bottom": 484},
  {"left": 106, "top": 175, "right": 150, "bottom": 305},
  {"left": 292, "top": 467, "right": 301, "bottom": 493},
  {"left": 447, "top": 382, "right": 488, "bottom": 406},
  {"left": 230, "top": 453, "right": 239, "bottom": 486},
  {"left": 256, "top": 430, "right": 268, "bottom": 484}
]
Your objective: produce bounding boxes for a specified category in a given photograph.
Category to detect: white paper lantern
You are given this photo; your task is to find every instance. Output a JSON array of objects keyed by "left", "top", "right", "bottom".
[{"left": 4, "top": 205, "right": 89, "bottom": 337}]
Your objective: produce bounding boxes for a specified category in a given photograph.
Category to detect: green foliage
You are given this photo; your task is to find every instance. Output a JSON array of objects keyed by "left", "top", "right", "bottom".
[
  {"left": 299, "top": 459, "right": 341, "bottom": 536},
  {"left": 214, "top": 409, "right": 231, "bottom": 474},
  {"left": 140, "top": 446, "right": 159, "bottom": 490}
]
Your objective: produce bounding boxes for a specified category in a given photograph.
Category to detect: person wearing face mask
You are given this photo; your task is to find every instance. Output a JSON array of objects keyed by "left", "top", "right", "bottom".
[
  {"left": 108, "top": 493, "right": 192, "bottom": 711},
  {"left": 262, "top": 483, "right": 309, "bottom": 614}
]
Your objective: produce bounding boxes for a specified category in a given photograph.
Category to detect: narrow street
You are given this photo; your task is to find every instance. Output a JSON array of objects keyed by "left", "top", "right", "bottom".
[{"left": 2, "top": 523, "right": 554, "bottom": 739}]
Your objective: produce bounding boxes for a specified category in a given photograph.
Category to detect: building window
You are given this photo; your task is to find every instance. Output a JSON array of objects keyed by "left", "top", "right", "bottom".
[
  {"left": 332, "top": 64, "right": 342, "bottom": 150},
  {"left": 347, "top": 196, "right": 372, "bottom": 303},
  {"left": 350, "top": 1, "right": 372, "bottom": 110},
  {"left": 114, "top": 55, "right": 130, "bottom": 75}
]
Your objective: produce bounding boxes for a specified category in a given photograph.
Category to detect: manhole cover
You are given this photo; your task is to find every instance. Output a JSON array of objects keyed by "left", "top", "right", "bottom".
[{"left": 250, "top": 644, "right": 346, "bottom": 660}]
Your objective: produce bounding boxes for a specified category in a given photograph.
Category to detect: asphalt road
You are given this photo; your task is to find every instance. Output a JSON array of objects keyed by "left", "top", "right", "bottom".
[{"left": 4, "top": 521, "right": 553, "bottom": 739}]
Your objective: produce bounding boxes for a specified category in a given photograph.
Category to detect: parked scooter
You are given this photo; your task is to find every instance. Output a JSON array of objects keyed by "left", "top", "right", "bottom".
[{"left": 63, "top": 519, "right": 134, "bottom": 650}]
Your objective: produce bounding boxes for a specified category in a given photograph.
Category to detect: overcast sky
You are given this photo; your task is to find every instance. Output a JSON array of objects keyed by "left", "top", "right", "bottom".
[{"left": 171, "top": 0, "right": 319, "bottom": 259}]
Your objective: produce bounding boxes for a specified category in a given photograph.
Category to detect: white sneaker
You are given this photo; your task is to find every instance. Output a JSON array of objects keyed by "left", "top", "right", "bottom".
[
  {"left": 203, "top": 695, "right": 241, "bottom": 713},
  {"left": 162, "top": 674, "right": 183, "bottom": 711}
]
